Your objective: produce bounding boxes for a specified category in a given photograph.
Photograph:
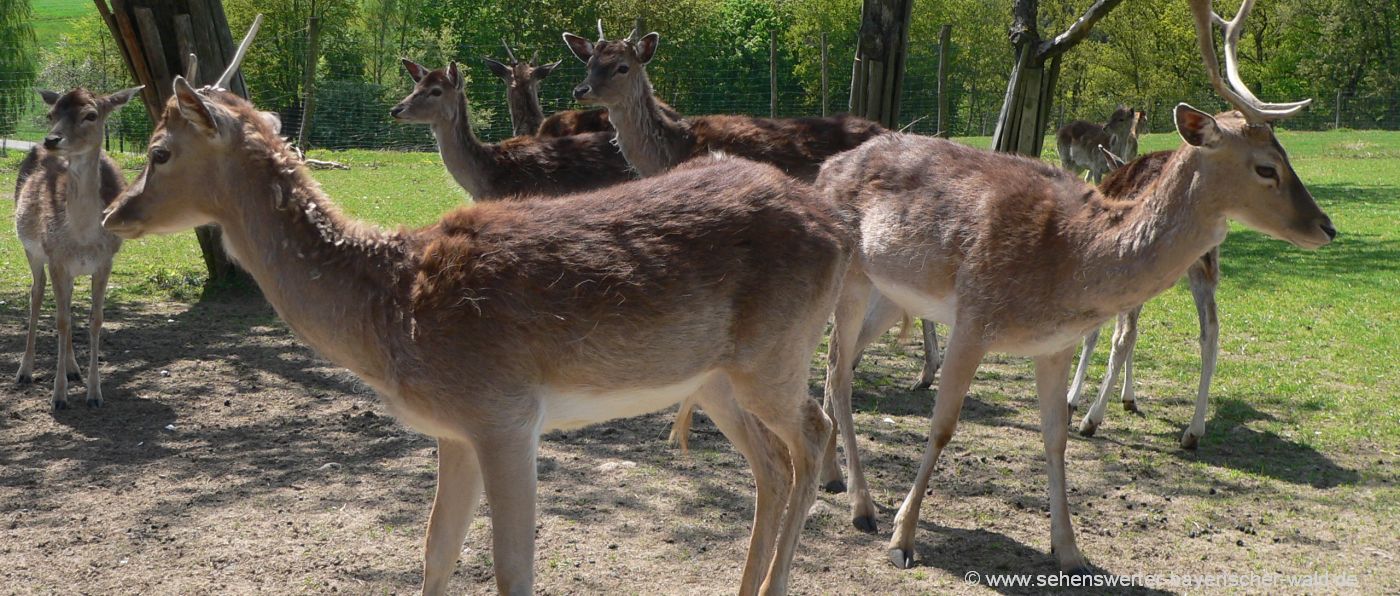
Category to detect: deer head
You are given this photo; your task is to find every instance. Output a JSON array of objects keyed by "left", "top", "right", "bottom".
[
  {"left": 390, "top": 60, "right": 466, "bottom": 125},
  {"left": 484, "top": 39, "right": 563, "bottom": 89},
  {"left": 563, "top": 18, "right": 658, "bottom": 106},
  {"left": 35, "top": 86, "right": 142, "bottom": 155},
  {"left": 103, "top": 16, "right": 279, "bottom": 239},
  {"left": 1180, "top": 0, "right": 1334, "bottom": 249}
]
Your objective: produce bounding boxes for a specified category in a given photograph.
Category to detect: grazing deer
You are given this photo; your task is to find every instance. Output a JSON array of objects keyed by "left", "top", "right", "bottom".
[
  {"left": 1067, "top": 150, "right": 1223, "bottom": 450},
  {"left": 391, "top": 60, "right": 635, "bottom": 200},
  {"left": 104, "top": 23, "right": 848, "bottom": 596},
  {"left": 815, "top": 0, "right": 1332, "bottom": 570},
  {"left": 483, "top": 40, "right": 563, "bottom": 137},
  {"left": 1056, "top": 105, "right": 1141, "bottom": 182},
  {"left": 14, "top": 85, "right": 142, "bottom": 410},
  {"left": 562, "top": 21, "right": 886, "bottom": 182}
]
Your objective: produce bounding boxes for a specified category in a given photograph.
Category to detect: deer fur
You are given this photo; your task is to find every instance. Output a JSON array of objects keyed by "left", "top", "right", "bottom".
[
  {"left": 1056, "top": 105, "right": 1141, "bottom": 182},
  {"left": 562, "top": 28, "right": 885, "bottom": 182},
  {"left": 536, "top": 106, "right": 611, "bottom": 137},
  {"left": 14, "top": 86, "right": 141, "bottom": 410},
  {"left": 104, "top": 76, "right": 850, "bottom": 595},
  {"left": 391, "top": 60, "right": 635, "bottom": 200}
]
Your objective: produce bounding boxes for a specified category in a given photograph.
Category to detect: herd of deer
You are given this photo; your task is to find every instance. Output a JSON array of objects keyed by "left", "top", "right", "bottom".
[{"left": 12, "top": 0, "right": 1336, "bottom": 593}]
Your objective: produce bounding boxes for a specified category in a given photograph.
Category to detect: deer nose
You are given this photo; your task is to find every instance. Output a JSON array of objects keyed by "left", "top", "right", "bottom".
[
  {"left": 390, "top": 105, "right": 406, "bottom": 118},
  {"left": 572, "top": 85, "right": 591, "bottom": 100},
  {"left": 43, "top": 135, "right": 62, "bottom": 149},
  {"left": 1320, "top": 221, "right": 1338, "bottom": 241}
]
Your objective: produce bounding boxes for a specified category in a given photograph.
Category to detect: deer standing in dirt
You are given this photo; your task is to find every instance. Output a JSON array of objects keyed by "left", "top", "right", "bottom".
[
  {"left": 484, "top": 40, "right": 563, "bottom": 137},
  {"left": 105, "top": 22, "right": 848, "bottom": 596},
  {"left": 1057, "top": 105, "right": 1143, "bottom": 182},
  {"left": 391, "top": 60, "right": 634, "bottom": 200},
  {"left": 814, "top": 0, "right": 1332, "bottom": 570},
  {"left": 14, "top": 85, "right": 142, "bottom": 410}
]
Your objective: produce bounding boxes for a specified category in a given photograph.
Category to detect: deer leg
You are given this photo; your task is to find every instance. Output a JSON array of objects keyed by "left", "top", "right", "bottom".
[
  {"left": 49, "top": 265, "right": 74, "bottom": 410},
  {"left": 477, "top": 431, "right": 540, "bottom": 596},
  {"left": 888, "top": 324, "right": 985, "bottom": 569},
  {"left": 1036, "top": 347, "right": 1090, "bottom": 572},
  {"left": 912, "top": 320, "right": 942, "bottom": 391},
  {"left": 1078, "top": 310, "right": 1138, "bottom": 437},
  {"left": 1182, "top": 251, "right": 1220, "bottom": 450},
  {"left": 422, "top": 437, "right": 484, "bottom": 596},
  {"left": 16, "top": 256, "right": 45, "bottom": 385},
  {"left": 1120, "top": 306, "right": 1142, "bottom": 413},
  {"left": 86, "top": 263, "right": 111, "bottom": 407},
  {"left": 1066, "top": 326, "right": 1102, "bottom": 411},
  {"left": 820, "top": 280, "right": 884, "bottom": 492},
  {"left": 822, "top": 275, "right": 878, "bottom": 530}
]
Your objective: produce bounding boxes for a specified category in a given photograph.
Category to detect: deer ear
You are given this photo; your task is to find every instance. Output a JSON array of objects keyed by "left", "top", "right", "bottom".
[
  {"left": 37, "top": 89, "right": 61, "bottom": 105},
  {"left": 562, "top": 33, "right": 593, "bottom": 63},
  {"left": 173, "top": 76, "right": 220, "bottom": 136},
  {"left": 101, "top": 85, "right": 144, "bottom": 113},
  {"left": 1175, "top": 103, "right": 1220, "bottom": 148},
  {"left": 533, "top": 59, "right": 563, "bottom": 80},
  {"left": 402, "top": 58, "right": 430, "bottom": 82},
  {"left": 483, "top": 57, "right": 511, "bottom": 80},
  {"left": 447, "top": 62, "right": 464, "bottom": 89},
  {"left": 261, "top": 111, "right": 282, "bottom": 134},
  {"left": 635, "top": 32, "right": 660, "bottom": 64}
]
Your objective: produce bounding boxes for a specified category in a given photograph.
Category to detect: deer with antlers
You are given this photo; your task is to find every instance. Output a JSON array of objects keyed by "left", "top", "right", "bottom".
[
  {"left": 483, "top": 40, "right": 564, "bottom": 137},
  {"left": 105, "top": 19, "right": 848, "bottom": 596},
  {"left": 391, "top": 60, "right": 635, "bottom": 200},
  {"left": 13, "top": 85, "right": 142, "bottom": 410},
  {"left": 813, "top": 0, "right": 1332, "bottom": 570}
]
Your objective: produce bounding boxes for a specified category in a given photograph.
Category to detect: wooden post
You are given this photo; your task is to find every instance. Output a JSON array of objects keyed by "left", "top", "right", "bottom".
[
  {"left": 1335, "top": 89, "right": 1342, "bottom": 129},
  {"left": 769, "top": 30, "right": 778, "bottom": 118},
  {"left": 820, "top": 32, "right": 829, "bottom": 117},
  {"left": 848, "top": 0, "right": 915, "bottom": 129},
  {"left": 936, "top": 24, "right": 951, "bottom": 136},
  {"left": 297, "top": 15, "right": 321, "bottom": 148}
]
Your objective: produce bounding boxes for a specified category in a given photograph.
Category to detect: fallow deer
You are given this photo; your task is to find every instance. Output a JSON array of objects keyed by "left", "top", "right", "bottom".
[
  {"left": 1067, "top": 150, "right": 1223, "bottom": 451},
  {"left": 815, "top": 0, "right": 1332, "bottom": 571},
  {"left": 104, "top": 22, "right": 849, "bottom": 596},
  {"left": 14, "top": 85, "right": 142, "bottom": 410},
  {"left": 1056, "top": 105, "right": 1141, "bottom": 182},
  {"left": 483, "top": 40, "right": 563, "bottom": 137},
  {"left": 391, "top": 60, "right": 635, "bottom": 201},
  {"left": 536, "top": 104, "right": 612, "bottom": 137}
]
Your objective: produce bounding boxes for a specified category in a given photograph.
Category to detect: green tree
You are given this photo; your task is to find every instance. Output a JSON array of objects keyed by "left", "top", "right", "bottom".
[{"left": 0, "top": 0, "right": 38, "bottom": 147}]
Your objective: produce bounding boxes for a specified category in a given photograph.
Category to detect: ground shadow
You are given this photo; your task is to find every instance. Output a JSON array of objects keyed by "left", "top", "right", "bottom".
[{"left": 1165, "top": 398, "right": 1360, "bottom": 488}]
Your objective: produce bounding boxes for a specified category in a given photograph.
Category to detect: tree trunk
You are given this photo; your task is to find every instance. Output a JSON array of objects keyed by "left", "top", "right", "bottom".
[{"left": 848, "top": 0, "right": 915, "bottom": 129}]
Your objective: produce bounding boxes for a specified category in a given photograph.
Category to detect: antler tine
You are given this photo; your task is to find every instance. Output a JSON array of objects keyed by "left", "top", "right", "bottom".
[
  {"left": 627, "top": 17, "right": 644, "bottom": 42},
  {"left": 597, "top": 19, "right": 606, "bottom": 41},
  {"left": 531, "top": 49, "right": 540, "bottom": 64},
  {"left": 1188, "top": 0, "right": 1308, "bottom": 123},
  {"left": 215, "top": 13, "right": 263, "bottom": 90},
  {"left": 184, "top": 53, "right": 198, "bottom": 82},
  {"left": 1217, "top": 0, "right": 1312, "bottom": 114},
  {"left": 501, "top": 38, "right": 518, "bottom": 64}
]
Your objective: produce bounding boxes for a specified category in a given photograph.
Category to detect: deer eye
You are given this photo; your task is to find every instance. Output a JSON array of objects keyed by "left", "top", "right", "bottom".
[
  {"left": 616, "top": 64, "right": 630, "bottom": 74},
  {"left": 84, "top": 113, "right": 98, "bottom": 122},
  {"left": 1254, "top": 165, "right": 1277, "bottom": 179},
  {"left": 429, "top": 88, "right": 442, "bottom": 97},
  {"left": 150, "top": 147, "right": 171, "bottom": 165}
]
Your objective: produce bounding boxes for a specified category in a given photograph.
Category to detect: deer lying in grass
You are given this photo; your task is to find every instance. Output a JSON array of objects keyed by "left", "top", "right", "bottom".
[
  {"left": 1067, "top": 149, "right": 1223, "bottom": 450},
  {"left": 391, "top": 60, "right": 634, "bottom": 200},
  {"left": 484, "top": 40, "right": 564, "bottom": 137},
  {"left": 815, "top": 0, "right": 1332, "bottom": 569},
  {"left": 1056, "top": 105, "right": 1143, "bottom": 182},
  {"left": 14, "top": 85, "right": 141, "bottom": 410},
  {"left": 104, "top": 25, "right": 848, "bottom": 595}
]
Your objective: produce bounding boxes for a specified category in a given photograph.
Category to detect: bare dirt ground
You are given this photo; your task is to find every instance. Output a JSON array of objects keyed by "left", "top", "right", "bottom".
[{"left": 1, "top": 294, "right": 1395, "bottom": 595}]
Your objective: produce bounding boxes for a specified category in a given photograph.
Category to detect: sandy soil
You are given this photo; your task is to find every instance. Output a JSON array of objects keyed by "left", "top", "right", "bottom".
[{"left": 1, "top": 295, "right": 1394, "bottom": 594}]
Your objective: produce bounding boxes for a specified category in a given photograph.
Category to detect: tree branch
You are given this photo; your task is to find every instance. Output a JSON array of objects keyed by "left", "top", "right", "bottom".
[{"left": 1038, "top": 0, "right": 1126, "bottom": 59}]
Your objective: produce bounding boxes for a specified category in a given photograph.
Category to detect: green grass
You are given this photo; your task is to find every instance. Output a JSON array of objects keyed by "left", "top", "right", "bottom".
[
  {"left": 31, "top": 0, "right": 95, "bottom": 48},
  {"left": 0, "top": 130, "right": 1395, "bottom": 453}
]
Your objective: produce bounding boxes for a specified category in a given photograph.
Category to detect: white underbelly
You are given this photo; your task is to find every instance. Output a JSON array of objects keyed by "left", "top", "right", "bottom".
[
  {"left": 868, "top": 273, "right": 957, "bottom": 325},
  {"left": 541, "top": 372, "right": 713, "bottom": 431}
]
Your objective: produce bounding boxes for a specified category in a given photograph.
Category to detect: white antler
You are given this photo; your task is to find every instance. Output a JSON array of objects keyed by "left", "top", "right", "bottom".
[
  {"left": 596, "top": 19, "right": 606, "bottom": 41},
  {"left": 184, "top": 53, "right": 198, "bottom": 81},
  {"left": 214, "top": 14, "right": 263, "bottom": 90},
  {"left": 1188, "top": 0, "right": 1309, "bottom": 123},
  {"left": 501, "top": 38, "right": 518, "bottom": 65}
]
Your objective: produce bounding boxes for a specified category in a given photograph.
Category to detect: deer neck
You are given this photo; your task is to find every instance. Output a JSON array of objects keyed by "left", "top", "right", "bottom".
[
  {"left": 216, "top": 157, "right": 412, "bottom": 387},
  {"left": 429, "top": 94, "right": 497, "bottom": 199},
  {"left": 506, "top": 84, "right": 544, "bottom": 137},
  {"left": 1076, "top": 149, "right": 1227, "bottom": 313},
  {"left": 609, "top": 76, "right": 692, "bottom": 177}
]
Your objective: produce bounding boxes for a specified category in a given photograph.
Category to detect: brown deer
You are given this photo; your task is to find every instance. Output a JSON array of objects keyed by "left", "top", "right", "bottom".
[
  {"left": 815, "top": 0, "right": 1332, "bottom": 571},
  {"left": 391, "top": 60, "right": 635, "bottom": 200},
  {"left": 561, "top": 21, "right": 886, "bottom": 182},
  {"left": 483, "top": 40, "right": 563, "bottom": 137},
  {"left": 1067, "top": 150, "right": 1223, "bottom": 451},
  {"left": 14, "top": 85, "right": 142, "bottom": 410},
  {"left": 536, "top": 104, "right": 612, "bottom": 137},
  {"left": 104, "top": 23, "right": 848, "bottom": 596},
  {"left": 1056, "top": 105, "right": 1141, "bottom": 182}
]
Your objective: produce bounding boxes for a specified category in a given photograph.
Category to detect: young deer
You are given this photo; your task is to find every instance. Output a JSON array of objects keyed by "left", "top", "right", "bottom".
[
  {"left": 104, "top": 25, "right": 848, "bottom": 595},
  {"left": 14, "top": 85, "right": 142, "bottom": 409},
  {"left": 816, "top": 0, "right": 1332, "bottom": 570},
  {"left": 1056, "top": 105, "right": 1141, "bottom": 182},
  {"left": 391, "top": 60, "right": 634, "bottom": 200},
  {"left": 1067, "top": 150, "right": 1224, "bottom": 450},
  {"left": 483, "top": 40, "right": 563, "bottom": 137}
]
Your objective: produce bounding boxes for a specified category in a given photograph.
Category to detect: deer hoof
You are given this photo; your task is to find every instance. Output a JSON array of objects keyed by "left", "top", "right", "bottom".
[
  {"left": 1180, "top": 431, "right": 1200, "bottom": 450},
  {"left": 853, "top": 514, "right": 878, "bottom": 534},
  {"left": 821, "top": 479, "right": 847, "bottom": 494},
  {"left": 1078, "top": 419, "right": 1099, "bottom": 438},
  {"left": 52, "top": 398, "right": 69, "bottom": 411},
  {"left": 87, "top": 394, "right": 104, "bottom": 408},
  {"left": 15, "top": 371, "right": 32, "bottom": 385},
  {"left": 887, "top": 547, "right": 915, "bottom": 569},
  {"left": 1122, "top": 400, "right": 1140, "bottom": 413},
  {"left": 908, "top": 378, "right": 933, "bottom": 392}
]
